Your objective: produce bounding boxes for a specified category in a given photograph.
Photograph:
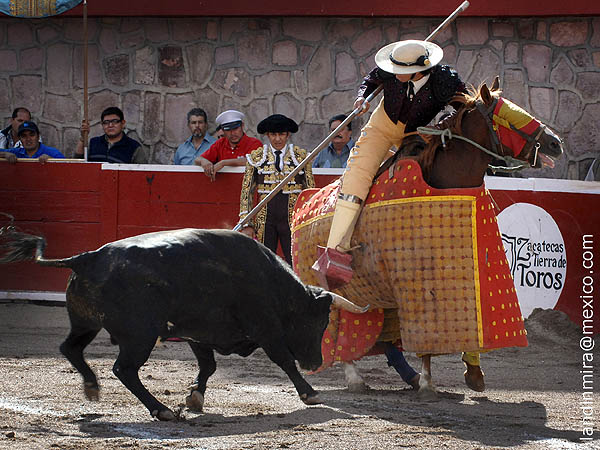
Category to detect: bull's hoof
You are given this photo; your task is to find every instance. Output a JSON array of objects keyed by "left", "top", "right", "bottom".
[
  {"left": 300, "top": 393, "right": 322, "bottom": 405},
  {"left": 417, "top": 387, "right": 438, "bottom": 402},
  {"left": 83, "top": 382, "right": 100, "bottom": 401},
  {"left": 464, "top": 362, "right": 485, "bottom": 392},
  {"left": 152, "top": 408, "right": 176, "bottom": 421},
  {"left": 347, "top": 381, "right": 368, "bottom": 393},
  {"left": 185, "top": 391, "right": 204, "bottom": 412}
]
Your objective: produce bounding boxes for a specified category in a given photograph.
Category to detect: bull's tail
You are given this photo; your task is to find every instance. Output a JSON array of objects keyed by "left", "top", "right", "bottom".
[{"left": 0, "top": 228, "right": 75, "bottom": 269}]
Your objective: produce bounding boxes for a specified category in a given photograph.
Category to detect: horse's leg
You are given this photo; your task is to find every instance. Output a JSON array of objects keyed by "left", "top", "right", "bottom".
[
  {"left": 417, "top": 354, "right": 438, "bottom": 400},
  {"left": 383, "top": 342, "right": 420, "bottom": 389},
  {"left": 462, "top": 351, "right": 485, "bottom": 392},
  {"left": 343, "top": 362, "right": 368, "bottom": 392}
]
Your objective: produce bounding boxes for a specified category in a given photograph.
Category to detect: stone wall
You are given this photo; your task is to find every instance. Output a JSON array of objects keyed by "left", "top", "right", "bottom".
[{"left": 0, "top": 16, "right": 598, "bottom": 179}]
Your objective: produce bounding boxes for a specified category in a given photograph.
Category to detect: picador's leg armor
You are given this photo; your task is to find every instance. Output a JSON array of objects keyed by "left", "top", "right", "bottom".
[
  {"left": 384, "top": 343, "right": 419, "bottom": 389},
  {"left": 313, "top": 99, "right": 407, "bottom": 289}
]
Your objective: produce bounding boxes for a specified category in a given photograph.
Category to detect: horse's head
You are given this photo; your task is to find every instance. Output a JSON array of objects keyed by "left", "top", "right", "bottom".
[{"left": 479, "top": 77, "right": 564, "bottom": 169}]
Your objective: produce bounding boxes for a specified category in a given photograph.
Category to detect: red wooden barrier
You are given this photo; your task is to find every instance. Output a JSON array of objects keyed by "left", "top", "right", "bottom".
[{"left": 0, "top": 161, "right": 598, "bottom": 332}]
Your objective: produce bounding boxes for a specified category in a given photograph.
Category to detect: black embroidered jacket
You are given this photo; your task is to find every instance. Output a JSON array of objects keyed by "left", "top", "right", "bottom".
[{"left": 357, "top": 65, "right": 466, "bottom": 132}]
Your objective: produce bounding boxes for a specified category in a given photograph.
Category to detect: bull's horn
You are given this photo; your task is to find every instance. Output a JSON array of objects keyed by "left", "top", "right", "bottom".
[{"left": 331, "top": 292, "right": 369, "bottom": 313}]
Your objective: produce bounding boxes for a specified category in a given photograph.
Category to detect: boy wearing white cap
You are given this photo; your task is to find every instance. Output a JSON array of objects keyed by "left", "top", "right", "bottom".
[
  {"left": 315, "top": 40, "right": 465, "bottom": 289},
  {"left": 196, "top": 109, "right": 262, "bottom": 181}
]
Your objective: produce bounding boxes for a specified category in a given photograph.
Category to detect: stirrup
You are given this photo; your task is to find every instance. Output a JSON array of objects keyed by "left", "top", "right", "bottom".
[{"left": 311, "top": 246, "right": 353, "bottom": 291}]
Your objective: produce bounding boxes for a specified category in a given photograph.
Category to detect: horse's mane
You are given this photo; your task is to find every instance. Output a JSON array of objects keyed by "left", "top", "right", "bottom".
[{"left": 416, "top": 84, "right": 501, "bottom": 181}]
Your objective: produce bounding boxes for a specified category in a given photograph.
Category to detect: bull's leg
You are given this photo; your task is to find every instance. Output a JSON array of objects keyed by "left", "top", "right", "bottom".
[
  {"left": 343, "top": 362, "right": 368, "bottom": 392},
  {"left": 260, "top": 343, "right": 321, "bottom": 405},
  {"left": 59, "top": 326, "right": 101, "bottom": 401},
  {"left": 462, "top": 352, "right": 485, "bottom": 392},
  {"left": 417, "top": 354, "right": 438, "bottom": 401},
  {"left": 112, "top": 338, "right": 175, "bottom": 421},
  {"left": 383, "top": 343, "right": 420, "bottom": 389},
  {"left": 185, "top": 343, "right": 216, "bottom": 412}
]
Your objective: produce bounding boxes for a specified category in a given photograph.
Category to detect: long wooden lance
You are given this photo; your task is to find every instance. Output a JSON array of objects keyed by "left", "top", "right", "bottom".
[
  {"left": 233, "top": 1, "right": 470, "bottom": 232},
  {"left": 82, "top": 0, "right": 89, "bottom": 160}
]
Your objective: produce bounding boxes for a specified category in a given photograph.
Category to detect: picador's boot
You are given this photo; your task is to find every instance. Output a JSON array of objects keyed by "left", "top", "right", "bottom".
[
  {"left": 384, "top": 342, "right": 420, "bottom": 389},
  {"left": 312, "top": 197, "right": 362, "bottom": 290}
]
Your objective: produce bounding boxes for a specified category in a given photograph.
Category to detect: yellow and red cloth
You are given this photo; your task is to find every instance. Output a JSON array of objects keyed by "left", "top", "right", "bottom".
[
  {"left": 493, "top": 98, "right": 541, "bottom": 157},
  {"left": 292, "top": 159, "right": 527, "bottom": 370}
]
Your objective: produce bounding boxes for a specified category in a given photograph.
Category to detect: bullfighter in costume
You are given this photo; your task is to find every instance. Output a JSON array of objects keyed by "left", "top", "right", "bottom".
[
  {"left": 239, "top": 114, "right": 315, "bottom": 265},
  {"left": 314, "top": 40, "right": 465, "bottom": 289}
]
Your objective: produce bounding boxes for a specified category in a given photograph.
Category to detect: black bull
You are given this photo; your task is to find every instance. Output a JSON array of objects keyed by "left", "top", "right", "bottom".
[{"left": 0, "top": 228, "right": 364, "bottom": 420}]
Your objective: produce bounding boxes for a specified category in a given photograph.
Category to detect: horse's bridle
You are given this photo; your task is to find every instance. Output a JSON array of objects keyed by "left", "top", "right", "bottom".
[
  {"left": 474, "top": 98, "right": 547, "bottom": 172},
  {"left": 416, "top": 97, "right": 549, "bottom": 174}
]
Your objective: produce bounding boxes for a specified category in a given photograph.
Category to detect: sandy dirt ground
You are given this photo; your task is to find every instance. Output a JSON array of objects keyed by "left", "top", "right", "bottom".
[{"left": 0, "top": 302, "right": 597, "bottom": 449}]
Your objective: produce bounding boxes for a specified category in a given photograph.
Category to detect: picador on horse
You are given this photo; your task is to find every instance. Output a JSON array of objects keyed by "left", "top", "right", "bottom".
[
  {"left": 289, "top": 31, "right": 562, "bottom": 397},
  {"left": 310, "top": 39, "right": 482, "bottom": 391}
]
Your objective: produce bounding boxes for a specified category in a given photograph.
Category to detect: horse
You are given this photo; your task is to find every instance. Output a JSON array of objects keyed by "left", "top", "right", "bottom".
[{"left": 291, "top": 78, "right": 564, "bottom": 399}]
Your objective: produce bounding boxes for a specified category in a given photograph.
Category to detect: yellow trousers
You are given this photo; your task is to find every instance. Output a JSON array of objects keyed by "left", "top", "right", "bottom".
[{"left": 327, "top": 99, "right": 407, "bottom": 250}]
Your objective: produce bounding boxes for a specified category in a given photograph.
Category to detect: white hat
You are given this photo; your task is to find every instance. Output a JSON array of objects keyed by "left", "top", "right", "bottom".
[
  {"left": 216, "top": 109, "right": 245, "bottom": 130},
  {"left": 375, "top": 40, "right": 443, "bottom": 75}
]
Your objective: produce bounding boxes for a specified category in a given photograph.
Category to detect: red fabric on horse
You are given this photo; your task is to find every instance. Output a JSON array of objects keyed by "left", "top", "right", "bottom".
[{"left": 292, "top": 159, "right": 527, "bottom": 369}]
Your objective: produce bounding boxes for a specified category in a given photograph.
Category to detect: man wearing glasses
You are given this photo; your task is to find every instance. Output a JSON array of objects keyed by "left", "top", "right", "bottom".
[{"left": 75, "top": 107, "right": 148, "bottom": 163}]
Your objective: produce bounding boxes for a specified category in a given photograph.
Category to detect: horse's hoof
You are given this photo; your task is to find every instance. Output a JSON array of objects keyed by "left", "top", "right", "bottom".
[
  {"left": 417, "top": 387, "right": 439, "bottom": 402},
  {"left": 464, "top": 363, "right": 485, "bottom": 392},
  {"left": 347, "top": 381, "right": 369, "bottom": 393},
  {"left": 301, "top": 393, "right": 322, "bottom": 405},
  {"left": 83, "top": 382, "right": 100, "bottom": 401},
  {"left": 152, "top": 408, "right": 176, "bottom": 421},
  {"left": 185, "top": 391, "right": 204, "bottom": 412}
]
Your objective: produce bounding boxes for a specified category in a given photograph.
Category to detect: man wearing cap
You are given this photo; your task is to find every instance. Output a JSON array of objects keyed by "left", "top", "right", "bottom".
[
  {"left": 315, "top": 39, "right": 465, "bottom": 289},
  {"left": 173, "top": 107, "right": 216, "bottom": 165},
  {"left": 0, "top": 107, "right": 38, "bottom": 149},
  {"left": 195, "top": 110, "right": 262, "bottom": 181},
  {"left": 239, "top": 114, "right": 315, "bottom": 265},
  {"left": 0, "top": 121, "right": 64, "bottom": 164}
]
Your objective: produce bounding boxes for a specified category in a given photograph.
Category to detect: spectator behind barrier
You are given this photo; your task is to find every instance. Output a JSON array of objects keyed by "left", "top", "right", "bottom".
[
  {"left": 212, "top": 125, "right": 224, "bottom": 140},
  {"left": 195, "top": 109, "right": 261, "bottom": 181},
  {"left": 312, "top": 114, "right": 354, "bottom": 169},
  {"left": 75, "top": 107, "right": 148, "bottom": 164},
  {"left": 173, "top": 107, "right": 216, "bottom": 165},
  {"left": 0, "top": 121, "right": 64, "bottom": 164},
  {"left": 0, "top": 107, "right": 42, "bottom": 149}
]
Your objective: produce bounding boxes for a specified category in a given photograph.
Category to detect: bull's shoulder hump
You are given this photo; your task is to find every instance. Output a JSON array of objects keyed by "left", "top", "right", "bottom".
[{"left": 105, "top": 228, "right": 202, "bottom": 251}]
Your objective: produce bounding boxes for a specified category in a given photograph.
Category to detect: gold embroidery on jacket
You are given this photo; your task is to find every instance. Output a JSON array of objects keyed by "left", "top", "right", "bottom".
[{"left": 239, "top": 145, "right": 315, "bottom": 244}]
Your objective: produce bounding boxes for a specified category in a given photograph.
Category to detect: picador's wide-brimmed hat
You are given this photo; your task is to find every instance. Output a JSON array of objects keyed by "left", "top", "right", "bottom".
[
  {"left": 257, "top": 114, "right": 298, "bottom": 134},
  {"left": 375, "top": 40, "right": 443, "bottom": 75}
]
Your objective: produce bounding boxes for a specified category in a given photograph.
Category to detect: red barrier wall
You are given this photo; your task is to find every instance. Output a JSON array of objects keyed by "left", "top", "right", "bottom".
[{"left": 0, "top": 161, "right": 598, "bottom": 332}]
